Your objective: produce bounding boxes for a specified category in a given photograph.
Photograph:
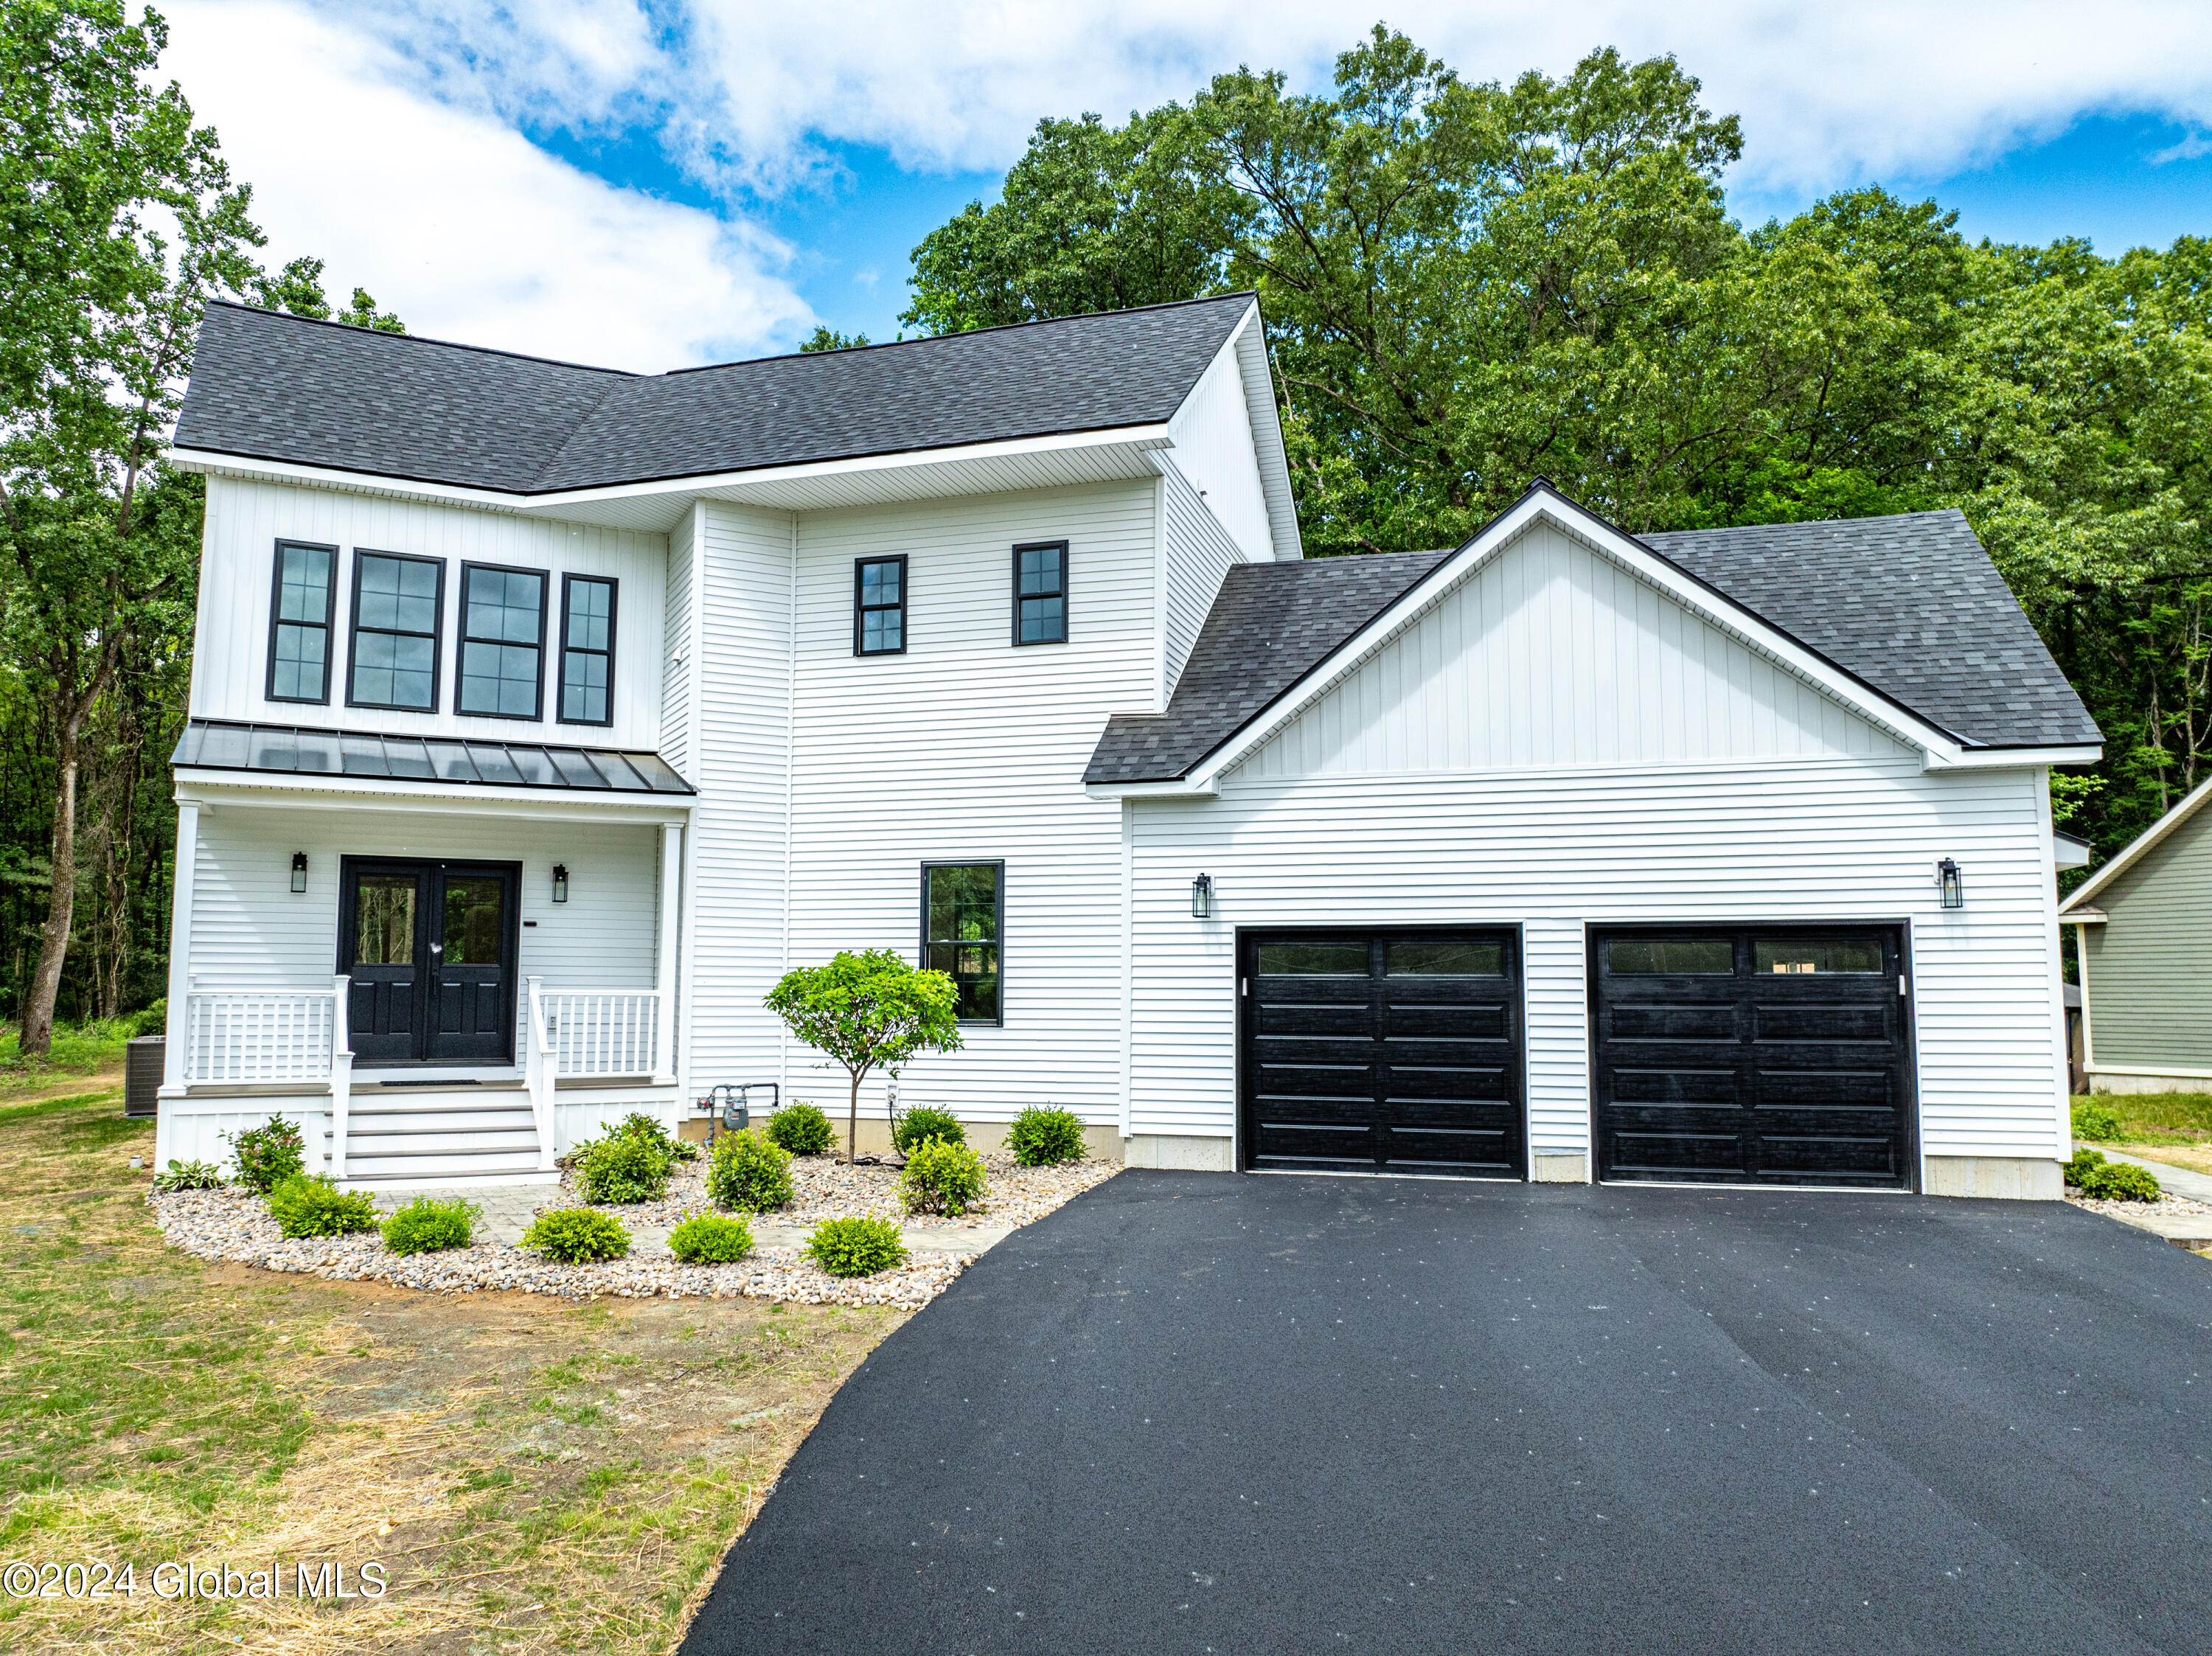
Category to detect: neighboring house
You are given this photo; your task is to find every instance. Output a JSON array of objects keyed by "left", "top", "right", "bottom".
[
  {"left": 156, "top": 294, "right": 2100, "bottom": 1200},
  {"left": 2059, "top": 776, "right": 2212, "bottom": 1093}
]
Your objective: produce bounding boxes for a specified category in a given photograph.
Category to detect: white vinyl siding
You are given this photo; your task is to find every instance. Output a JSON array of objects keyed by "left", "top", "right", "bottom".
[
  {"left": 782, "top": 481, "right": 1158, "bottom": 1124},
  {"left": 194, "top": 476, "right": 666, "bottom": 748},
  {"left": 1243, "top": 520, "right": 1907, "bottom": 779},
  {"left": 1164, "top": 331, "right": 1273, "bottom": 562},
  {"left": 660, "top": 511, "right": 696, "bottom": 776},
  {"left": 684, "top": 501, "right": 799, "bottom": 1092},
  {"left": 1161, "top": 463, "right": 1245, "bottom": 698},
  {"left": 1128, "top": 756, "right": 2062, "bottom": 1161},
  {"left": 184, "top": 806, "right": 658, "bottom": 998}
]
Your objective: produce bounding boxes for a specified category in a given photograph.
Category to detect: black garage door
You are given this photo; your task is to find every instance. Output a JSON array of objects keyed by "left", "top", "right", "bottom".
[
  {"left": 1591, "top": 925, "right": 1913, "bottom": 1189},
  {"left": 1239, "top": 929, "right": 1523, "bottom": 1177}
]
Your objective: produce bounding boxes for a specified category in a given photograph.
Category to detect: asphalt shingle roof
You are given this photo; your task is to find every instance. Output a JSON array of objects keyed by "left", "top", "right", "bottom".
[
  {"left": 173, "top": 295, "right": 1257, "bottom": 494},
  {"left": 1085, "top": 498, "right": 2098, "bottom": 784}
]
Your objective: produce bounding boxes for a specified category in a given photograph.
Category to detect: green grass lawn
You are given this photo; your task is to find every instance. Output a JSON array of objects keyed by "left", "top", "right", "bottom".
[
  {"left": 0, "top": 1014, "right": 155, "bottom": 1094},
  {"left": 2075, "top": 1092, "right": 2212, "bottom": 1177}
]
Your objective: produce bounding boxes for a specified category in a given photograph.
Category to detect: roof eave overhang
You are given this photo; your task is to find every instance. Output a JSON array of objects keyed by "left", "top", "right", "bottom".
[
  {"left": 174, "top": 768, "right": 695, "bottom": 821},
  {"left": 1933, "top": 744, "right": 2104, "bottom": 771},
  {"left": 2061, "top": 770, "right": 2212, "bottom": 911},
  {"left": 167, "top": 423, "right": 1179, "bottom": 531},
  {"left": 1084, "top": 777, "right": 1220, "bottom": 801},
  {"left": 1165, "top": 490, "right": 1983, "bottom": 793}
]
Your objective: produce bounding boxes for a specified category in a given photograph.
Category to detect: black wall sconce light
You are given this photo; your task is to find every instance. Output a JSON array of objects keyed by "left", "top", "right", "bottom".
[
  {"left": 1190, "top": 872, "right": 1213, "bottom": 919},
  {"left": 552, "top": 863, "right": 570, "bottom": 903},
  {"left": 290, "top": 852, "right": 308, "bottom": 894},
  {"left": 1935, "top": 857, "right": 1964, "bottom": 910}
]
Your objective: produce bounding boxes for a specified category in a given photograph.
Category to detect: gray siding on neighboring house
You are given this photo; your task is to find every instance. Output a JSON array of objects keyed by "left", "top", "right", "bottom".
[{"left": 2081, "top": 808, "right": 2212, "bottom": 1069}]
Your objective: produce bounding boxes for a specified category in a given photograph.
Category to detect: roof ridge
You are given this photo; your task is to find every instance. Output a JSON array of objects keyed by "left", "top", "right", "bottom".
[
  {"left": 1645, "top": 507, "right": 1969, "bottom": 537},
  {"left": 659, "top": 291, "right": 1259, "bottom": 378},
  {"left": 204, "top": 299, "right": 639, "bottom": 378}
]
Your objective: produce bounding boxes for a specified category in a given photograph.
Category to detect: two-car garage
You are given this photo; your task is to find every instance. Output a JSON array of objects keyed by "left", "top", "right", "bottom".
[{"left": 1239, "top": 925, "right": 1914, "bottom": 1189}]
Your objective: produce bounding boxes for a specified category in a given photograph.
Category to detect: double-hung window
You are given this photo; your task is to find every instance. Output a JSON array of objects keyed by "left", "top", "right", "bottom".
[
  {"left": 1012, "top": 540, "right": 1067, "bottom": 645},
  {"left": 558, "top": 574, "right": 618, "bottom": 725},
  {"left": 348, "top": 551, "right": 445, "bottom": 712},
  {"left": 922, "top": 862, "right": 1002, "bottom": 1024},
  {"left": 855, "top": 556, "right": 906, "bottom": 655},
  {"left": 457, "top": 563, "right": 548, "bottom": 719},
  {"left": 266, "top": 539, "right": 338, "bottom": 703}
]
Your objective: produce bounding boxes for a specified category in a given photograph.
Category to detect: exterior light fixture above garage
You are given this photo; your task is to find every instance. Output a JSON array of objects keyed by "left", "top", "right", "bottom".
[
  {"left": 1936, "top": 857, "right": 1964, "bottom": 909},
  {"left": 291, "top": 852, "right": 308, "bottom": 894},
  {"left": 1191, "top": 873, "right": 1213, "bottom": 919},
  {"left": 552, "top": 863, "right": 570, "bottom": 903}
]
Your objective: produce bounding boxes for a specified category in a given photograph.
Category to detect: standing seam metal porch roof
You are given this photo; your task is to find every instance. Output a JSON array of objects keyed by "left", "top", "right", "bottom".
[{"left": 172, "top": 295, "right": 1259, "bottom": 495}]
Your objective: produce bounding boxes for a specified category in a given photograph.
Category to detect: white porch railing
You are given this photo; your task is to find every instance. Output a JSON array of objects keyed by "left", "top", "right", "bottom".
[
  {"left": 181, "top": 978, "right": 352, "bottom": 1177},
  {"left": 543, "top": 991, "right": 662, "bottom": 1079}
]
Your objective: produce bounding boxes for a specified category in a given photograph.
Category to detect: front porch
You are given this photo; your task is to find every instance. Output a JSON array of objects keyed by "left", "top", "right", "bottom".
[{"left": 157, "top": 761, "right": 693, "bottom": 1188}]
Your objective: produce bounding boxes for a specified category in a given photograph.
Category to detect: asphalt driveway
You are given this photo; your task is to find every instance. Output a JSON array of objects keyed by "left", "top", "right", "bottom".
[{"left": 682, "top": 1172, "right": 2212, "bottom": 1655}]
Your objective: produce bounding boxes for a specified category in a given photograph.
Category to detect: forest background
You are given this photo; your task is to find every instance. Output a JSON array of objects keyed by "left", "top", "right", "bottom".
[{"left": 4, "top": 8, "right": 2203, "bottom": 1037}]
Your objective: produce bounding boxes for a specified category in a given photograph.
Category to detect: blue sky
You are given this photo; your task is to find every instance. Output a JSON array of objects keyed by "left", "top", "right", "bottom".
[{"left": 161, "top": 1, "right": 2212, "bottom": 369}]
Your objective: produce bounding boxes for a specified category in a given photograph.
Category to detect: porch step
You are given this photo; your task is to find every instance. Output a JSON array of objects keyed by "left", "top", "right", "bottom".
[
  {"left": 346, "top": 1104, "right": 539, "bottom": 1134},
  {"left": 338, "top": 1084, "right": 552, "bottom": 1188},
  {"left": 341, "top": 1144, "right": 549, "bottom": 1181}
]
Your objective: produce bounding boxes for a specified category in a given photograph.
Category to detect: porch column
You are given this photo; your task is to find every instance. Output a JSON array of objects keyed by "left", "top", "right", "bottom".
[
  {"left": 160, "top": 803, "right": 200, "bottom": 1096},
  {"left": 653, "top": 821, "right": 682, "bottom": 1085}
]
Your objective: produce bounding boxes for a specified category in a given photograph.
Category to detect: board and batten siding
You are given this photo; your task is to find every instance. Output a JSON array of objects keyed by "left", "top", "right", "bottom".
[
  {"left": 2081, "top": 813, "right": 2212, "bottom": 1071},
  {"left": 780, "top": 481, "right": 1158, "bottom": 1124},
  {"left": 1242, "top": 520, "right": 1907, "bottom": 779},
  {"left": 682, "top": 501, "right": 799, "bottom": 1095},
  {"left": 1129, "top": 757, "right": 2061, "bottom": 1163},
  {"left": 1162, "top": 327, "right": 1274, "bottom": 563},
  {"left": 193, "top": 475, "right": 668, "bottom": 749},
  {"left": 1161, "top": 463, "right": 1249, "bottom": 698},
  {"left": 184, "top": 805, "right": 660, "bottom": 999}
]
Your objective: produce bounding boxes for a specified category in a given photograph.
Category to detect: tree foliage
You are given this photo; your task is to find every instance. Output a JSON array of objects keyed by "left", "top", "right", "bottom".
[
  {"left": 904, "top": 27, "right": 2212, "bottom": 859},
  {"left": 764, "top": 949, "right": 962, "bottom": 1163}
]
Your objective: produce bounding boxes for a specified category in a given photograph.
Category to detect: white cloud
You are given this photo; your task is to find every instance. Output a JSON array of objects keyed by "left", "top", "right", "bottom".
[
  {"left": 2147, "top": 130, "right": 2212, "bottom": 165},
  {"left": 161, "top": 0, "right": 811, "bottom": 369}
]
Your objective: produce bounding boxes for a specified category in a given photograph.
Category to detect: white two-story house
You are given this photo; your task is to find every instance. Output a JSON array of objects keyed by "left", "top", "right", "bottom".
[{"left": 158, "top": 294, "right": 2101, "bottom": 1199}]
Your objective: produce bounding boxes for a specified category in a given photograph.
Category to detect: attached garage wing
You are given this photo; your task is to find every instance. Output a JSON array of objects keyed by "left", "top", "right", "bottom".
[{"left": 1591, "top": 926, "right": 1914, "bottom": 1189}]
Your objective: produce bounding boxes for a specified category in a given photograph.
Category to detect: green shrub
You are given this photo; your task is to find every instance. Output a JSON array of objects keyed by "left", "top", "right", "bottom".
[
  {"left": 224, "top": 1116, "right": 306, "bottom": 1194},
  {"left": 380, "top": 1194, "right": 480, "bottom": 1255},
  {"left": 151, "top": 1158, "right": 223, "bottom": 1192},
  {"left": 901, "top": 1136, "right": 988, "bottom": 1216},
  {"left": 893, "top": 1105, "right": 965, "bottom": 1155},
  {"left": 806, "top": 1216, "right": 908, "bottom": 1277},
  {"left": 265, "top": 1174, "right": 381, "bottom": 1239},
  {"left": 764, "top": 1100, "right": 835, "bottom": 1156},
  {"left": 615, "top": 1110, "right": 698, "bottom": 1161},
  {"left": 522, "top": 1206, "right": 631, "bottom": 1262},
  {"left": 2079, "top": 1161, "right": 2162, "bottom": 1202},
  {"left": 1004, "top": 1104, "right": 1087, "bottom": 1167},
  {"left": 129, "top": 1000, "right": 167, "bottom": 1038},
  {"left": 2071, "top": 1100, "right": 2124, "bottom": 1143},
  {"left": 706, "top": 1128, "right": 794, "bottom": 1213},
  {"left": 669, "top": 1212, "right": 756, "bottom": 1264},
  {"left": 2065, "top": 1147, "right": 2108, "bottom": 1186},
  {"left": 574, "top": 1128, "right": 675, "bottom": 1204}
]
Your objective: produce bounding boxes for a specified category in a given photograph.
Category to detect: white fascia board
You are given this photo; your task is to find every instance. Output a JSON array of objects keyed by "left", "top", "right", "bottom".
[
  {"left": 1085, "top": 779, "right": 1220, "bottom": 802},
  {"left": 1183, "top": 491, "right": 1966, "bottom": 790},
  {"left": 175, "top": 768, "right": 693, "bottom": 824},
  {"left": 2062, "top": 770, "right": 2212, "bottom": 910},
  {"left": 170, "top": 423, "right": 1177, "bottom": 523},
  {"left": 1924, "top": 744, "right": 2103, "bottom": 772},
  {"left": 2053, "top": 832, "right": 2093, "bottom": 869},
  {"left": 1225, "top": 303, "right": 1303, "bottom": 561}
]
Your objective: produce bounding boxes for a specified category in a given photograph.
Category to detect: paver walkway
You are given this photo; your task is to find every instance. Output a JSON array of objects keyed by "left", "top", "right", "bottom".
[
  {"left": 364, "top": 1184, "right": 1009, "bottom": 1256},
  {"left": 683, "top": 1171, "right": 2212, "bottom": 1656}
]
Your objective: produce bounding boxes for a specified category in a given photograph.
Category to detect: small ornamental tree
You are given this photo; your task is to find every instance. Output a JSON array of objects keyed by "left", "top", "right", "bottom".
[{"left": 765, "top": 950, "right": 962, "bottom": 1164}]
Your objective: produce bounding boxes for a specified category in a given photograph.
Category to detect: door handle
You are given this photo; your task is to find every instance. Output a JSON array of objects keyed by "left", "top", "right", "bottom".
[{"left": 430, "top": 942, "right": 443, "bottom": 955}]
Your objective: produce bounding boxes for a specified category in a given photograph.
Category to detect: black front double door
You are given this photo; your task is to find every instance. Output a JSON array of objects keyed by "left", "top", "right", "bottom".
[
  {"left": 1239, "top": 928, "right": 1525, "bottom": 1177},
  {"left": 340, "top": 858, "right": 519, "bottom": 1066}
]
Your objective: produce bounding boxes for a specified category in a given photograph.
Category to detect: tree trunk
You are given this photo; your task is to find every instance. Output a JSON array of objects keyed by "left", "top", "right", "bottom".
[
  {"left": 847, "top": 1071, "right": 862, "bottom": 1164},
  {"left": 21, "top": 726, "right": 81, "bottom": 1057}
]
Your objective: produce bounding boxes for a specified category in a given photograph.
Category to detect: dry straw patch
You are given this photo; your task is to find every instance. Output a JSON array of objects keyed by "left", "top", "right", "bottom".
[{"left": 0, "top": 1089, "right": 902, "bottom": 1654}]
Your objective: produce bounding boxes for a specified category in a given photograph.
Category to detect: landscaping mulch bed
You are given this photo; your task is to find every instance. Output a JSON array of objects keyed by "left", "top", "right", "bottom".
[
  {"left": 2066, "top": 1190, "right": 2212, "bottom": 1220},
  {"left": 576, "top": 1147, "right": 1121, "bottom": 1229}
]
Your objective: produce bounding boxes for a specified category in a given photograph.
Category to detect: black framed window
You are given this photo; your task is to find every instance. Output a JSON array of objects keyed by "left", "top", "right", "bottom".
[
  {"left": 558, "top": 574, "right": 618, "bottom": 726},
  {"left": 456, "top": 563, "right": 548, "bottom": 720},
  {"left": 266, "top": 539, "right": 338, "bottom": 703},
  {"left": 922, "top": 861, "right": 1002, "bottom": 1024},
  {"left": 347, "top": 551, "right": 445, "bottom": 712},
  {"left": 1012, "top": 540, "right": 1067, "bottom": 645},
  {"left": 855, "top": 555, "right": 906, "bottom": 655}
]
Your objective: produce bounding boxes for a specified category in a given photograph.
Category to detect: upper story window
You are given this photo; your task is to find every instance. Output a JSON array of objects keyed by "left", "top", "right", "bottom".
[
  {"left": 1012, "top": 540, "right": 1067, "bottom": 646},
  {"left": 558, "top": 574, "right": 617, "bottom": 726},
  {"left": 266, "top": 539, "right": 338, "bottom": 704},
  {"left": 456, "top": 563, "right": 548, "bottom": 720},
  {"left": 348, "top": 551, "right": 444, "bottom": 712},
  {"left": 855, "top": 555, "right": 907, "bottom": 656},
  {"left": 922, "top": 861, "right": 1002, "bottom": 1023}
]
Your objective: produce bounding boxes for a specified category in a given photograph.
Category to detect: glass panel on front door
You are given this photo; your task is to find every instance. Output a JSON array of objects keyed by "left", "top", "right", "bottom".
[{"left": 342, "top": 861, "right": 515, "bottom": 1066}]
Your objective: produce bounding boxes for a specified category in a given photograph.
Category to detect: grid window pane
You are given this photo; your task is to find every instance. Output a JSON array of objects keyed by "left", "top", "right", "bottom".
[
  {"left": 460, "top": 640, "right": 542, "bottom": 717},
  {"left": 467, "top": 568, "right": 544, "bottom": 643},
  {"left": 561, "top": 651, "right": 609, "bottom": 723},
  {"left": 278, "top": 546, "right": 332, "bottom": 624},
  {"left": 558, "top": 576, "right": 616, "bottom": 724},
  {"left": 1012, "top": 543, "right": 1066, "bottom": 644},
  {"left": 358, "top": 554, "right": 438, "bottom": 632},
  {"left": 856, "top": 557, "right": 906, "bottom": 655},
  {"left": 270, "top": 543, "right": 335, "bottom": 702},
  {"left": 1018, "top": 594, "right": 1064, "bottom": 644},
  {"left": 456, "top": 565, "right": 544, "bottom": 718},
  {"left": 925, "top": 864, "right": 1000, "bottom": 1022},
  {"left": 271, "top": 623, "right": 327, "bottom": 700},
  {"left": 1018, "top": 545, "right": 1061, "bottom": 596},
  {"left": 566, "top": 577, "right": 612, "bottom": 650},
  {"left": 349, "top": 554, "right": 442, "bottom": 709}
]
